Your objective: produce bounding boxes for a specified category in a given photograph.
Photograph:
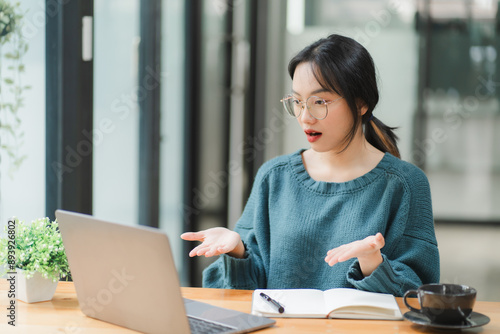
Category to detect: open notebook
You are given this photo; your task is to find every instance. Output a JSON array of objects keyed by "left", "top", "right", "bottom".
[{"left": 252, "top": 288, "right": 403, "bottom": 320}]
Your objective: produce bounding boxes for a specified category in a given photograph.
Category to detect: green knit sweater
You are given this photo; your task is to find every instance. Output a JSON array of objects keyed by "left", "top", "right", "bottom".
[{"left": 203, "top": 150, "right": 440, "bottom": 296}]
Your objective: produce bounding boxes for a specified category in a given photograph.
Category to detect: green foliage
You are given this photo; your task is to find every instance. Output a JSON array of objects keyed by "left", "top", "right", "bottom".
[
  {"left": 0, "top": 0, "right": 28, "bottom": 177},
  {"left": 0, "top": 218, "right": 71, "bottom": 282},
  {"left": 0, "top": 1, "right": 17, "bottom": 39}
]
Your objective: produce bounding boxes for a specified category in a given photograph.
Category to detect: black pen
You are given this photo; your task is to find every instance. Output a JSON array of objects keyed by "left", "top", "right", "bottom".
[{"left": 260, "top": 292, "right": 285, "bottom": 313}]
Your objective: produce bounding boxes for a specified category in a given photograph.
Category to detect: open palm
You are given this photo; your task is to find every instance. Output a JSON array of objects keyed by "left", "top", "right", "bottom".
[{"left": 181, "top": 227, "right": 242, "bottom": 258}]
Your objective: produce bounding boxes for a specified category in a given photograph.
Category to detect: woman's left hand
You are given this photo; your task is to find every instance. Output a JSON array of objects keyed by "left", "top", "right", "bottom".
[{"left": 325, "top": 232, "right": 385, "bottom": 277}]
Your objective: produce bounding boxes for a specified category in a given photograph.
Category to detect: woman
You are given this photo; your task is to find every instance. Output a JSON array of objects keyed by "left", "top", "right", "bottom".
[{"left": 181, "top": 34, "right": 440, "bottom": 296}]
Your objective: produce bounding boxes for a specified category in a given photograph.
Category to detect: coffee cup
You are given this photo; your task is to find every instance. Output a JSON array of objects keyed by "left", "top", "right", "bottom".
[{"left": 403, "top": 283, "right": 476, "bottom": 325}]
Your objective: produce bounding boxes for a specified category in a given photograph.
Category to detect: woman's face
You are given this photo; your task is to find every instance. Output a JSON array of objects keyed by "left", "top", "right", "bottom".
[{"left": 292, "top": 62, "right": 355, "bottom": 153}]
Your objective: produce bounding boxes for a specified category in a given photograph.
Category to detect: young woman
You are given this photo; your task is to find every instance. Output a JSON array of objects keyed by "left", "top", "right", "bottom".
[{"left": 181, "top": 34, "right": 440, "bottom": 296}]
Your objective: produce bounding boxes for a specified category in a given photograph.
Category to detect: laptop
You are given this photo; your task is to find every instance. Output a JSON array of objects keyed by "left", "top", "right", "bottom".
[{"left": 55, "top": 210, "right": 275, "bottom": 334}]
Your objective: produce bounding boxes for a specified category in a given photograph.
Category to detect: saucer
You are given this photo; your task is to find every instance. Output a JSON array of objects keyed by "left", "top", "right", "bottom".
[{"left": 403, "top": 311, "right": 490, "bottom": 329}]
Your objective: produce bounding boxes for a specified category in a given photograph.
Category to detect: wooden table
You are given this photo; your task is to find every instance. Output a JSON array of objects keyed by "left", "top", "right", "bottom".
[{"left": 0, "top": 281, "right": 499, "bottom": 333}]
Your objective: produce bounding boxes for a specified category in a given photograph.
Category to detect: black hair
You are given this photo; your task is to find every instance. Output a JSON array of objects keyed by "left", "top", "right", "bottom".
[{"left": 287, "top": 34, "right": 400, "bottom": 158}]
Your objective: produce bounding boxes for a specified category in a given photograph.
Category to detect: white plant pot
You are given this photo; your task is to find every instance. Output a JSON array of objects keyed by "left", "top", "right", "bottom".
[{"left": 17, "top": 269, "right": 58, "bottom": 303}]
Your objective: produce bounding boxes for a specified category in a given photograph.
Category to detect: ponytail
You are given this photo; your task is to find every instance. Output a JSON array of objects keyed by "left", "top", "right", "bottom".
[{"left": 364, "top": 114, "right": 400, "bottom": 158}]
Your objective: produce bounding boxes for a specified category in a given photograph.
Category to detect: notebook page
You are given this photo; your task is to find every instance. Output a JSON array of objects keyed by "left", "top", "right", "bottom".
[
  {"left": 252, "top": 289, "right": 326, "bottom": 316},
  {"left": 323, "top": 288, "right": 400, "bottom": 315}
]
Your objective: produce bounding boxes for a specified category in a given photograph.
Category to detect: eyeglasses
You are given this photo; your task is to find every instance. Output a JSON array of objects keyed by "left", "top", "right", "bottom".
[{"left": 280, "top": 94, "right": 343, "bottom": 120}]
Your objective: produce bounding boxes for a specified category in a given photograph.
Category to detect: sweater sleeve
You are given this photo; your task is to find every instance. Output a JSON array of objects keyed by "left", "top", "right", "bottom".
[
  {"left": 346, "top": 165, "right": 440, "bottom": 296},
  {"left": 202, "top": 168, "right": 270, "bottom": 289}
]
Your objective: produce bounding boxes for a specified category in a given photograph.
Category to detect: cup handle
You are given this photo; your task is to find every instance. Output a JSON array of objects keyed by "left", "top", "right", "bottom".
[{"left": 403, "top": 290, "right": 421, "bottom": 313}]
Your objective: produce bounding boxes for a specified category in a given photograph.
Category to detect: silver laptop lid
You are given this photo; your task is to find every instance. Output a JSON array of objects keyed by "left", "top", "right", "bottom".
[{"left": 56, "top": 210, "right": 190, "bottom": 334}]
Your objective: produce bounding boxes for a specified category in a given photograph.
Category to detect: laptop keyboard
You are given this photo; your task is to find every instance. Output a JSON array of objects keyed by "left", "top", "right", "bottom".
[{"left": 188, "top": 316, "right": 235, "bottom": 334}]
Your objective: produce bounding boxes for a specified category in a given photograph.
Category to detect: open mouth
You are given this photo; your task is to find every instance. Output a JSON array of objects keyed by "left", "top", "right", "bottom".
[
  {"left": 304, "top": 130, "right": 322, "bottom": 142},
  {"left": 305, "top": 130, "right": 322, "bottom": 136}
]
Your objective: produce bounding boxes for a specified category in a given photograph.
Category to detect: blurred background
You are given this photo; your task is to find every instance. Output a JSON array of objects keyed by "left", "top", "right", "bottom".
[{"left": 0, "top": 0, "right": 499, "bottom": 301}]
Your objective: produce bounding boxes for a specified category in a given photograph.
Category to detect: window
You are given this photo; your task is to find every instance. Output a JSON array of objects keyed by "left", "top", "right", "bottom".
[
  {"left": 93, "top": 0, "right": 140, "bottom": 225},
  {"left": 0, "top": 0, "right": 45, "bottom": 224}
]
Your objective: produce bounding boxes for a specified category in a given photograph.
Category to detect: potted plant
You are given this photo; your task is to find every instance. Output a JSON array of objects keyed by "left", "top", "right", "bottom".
[{"left": 0, "top": 217, "right": 70, "bottom": 303}]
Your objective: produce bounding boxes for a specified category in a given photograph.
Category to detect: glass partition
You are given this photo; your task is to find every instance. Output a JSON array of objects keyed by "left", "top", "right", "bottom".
[
  {"left": 283, "top": 0, "right": 500, "bottom": 223},
  {"left": 93, "top": 0, "right": 140, "bottom": 225},
  {"left": 159, "top": 0, "right": 186, "bottom": 281},
  {"left": 0, "top": 0, "right": 45, "bottom": 224},
  {"left": 421, "top": 0, "right": 500, "bottom": 221}
]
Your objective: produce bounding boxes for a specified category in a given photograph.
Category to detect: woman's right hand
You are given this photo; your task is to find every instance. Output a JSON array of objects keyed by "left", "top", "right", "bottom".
[{"left": 180, "top": 227, "right": 245, "bottom": 259}]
